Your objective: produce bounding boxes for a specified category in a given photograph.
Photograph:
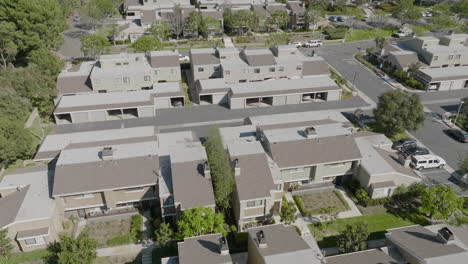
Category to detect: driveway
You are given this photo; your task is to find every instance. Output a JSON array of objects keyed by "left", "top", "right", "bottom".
[{"left": 59, "top": 23, "right": 88, "bottom": 59}]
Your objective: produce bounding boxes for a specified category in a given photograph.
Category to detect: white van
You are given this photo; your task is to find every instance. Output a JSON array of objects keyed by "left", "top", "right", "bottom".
[{"left": 410, "top": 155, "right": 446, "bottom": 170}]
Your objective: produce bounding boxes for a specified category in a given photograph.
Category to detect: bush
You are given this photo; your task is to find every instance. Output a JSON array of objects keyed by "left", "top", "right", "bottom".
[
  {"left": 293, "top": 195, "right": 310, "bottom": 216},
  {"left": 235, "top": 36, "right": 254, "bottom": 43},
  {"left": 327, "top": 32, "right": 346, "bottom": 39},
  {"left": 355, "top": 188, "right": 370, "bottom": 204},
  {"left": 230, "top": 225, "right": 237, "bottom": 233},
  {"left": 393, "top": 70, "right": 409, "bottom": 82},
  {"left": 365, "top": 197, "right": 390, "bottom": 207},
  {"left": 131, "top": 214, "right": 143, "bottom": 241},
  {"left": 406, "top": 78, "right": 424, "bottom": 90},
  {"left": 292, "top": 225, "right": 302, "bottom": 235},
  {"left": 346, "top": 179, "right": 361, "bottom": 194}
]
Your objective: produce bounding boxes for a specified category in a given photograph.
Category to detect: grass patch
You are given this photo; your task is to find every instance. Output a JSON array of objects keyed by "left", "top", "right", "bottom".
[
  {"left": 309, "top": 212, "right": 419, "bottom": 248},
  {"left": 320, "top": 7, "right": 365, "bottom": 17},
  {"left": 365, "top": 121, "right": 410, "bottom": 141},
  {"left": 409, "top": 25, "right": 432, "bottom": 36},
  {"left": 152, "top": 244, "right": 178, "bottom": 264},
  {"left": 5, "top": 249, "right": 50, "bottom": 264},
  {"left": 87, "top": 217, "right": 133, "bottom": 247},
  {"left": 345, "top": 28, "right": 396, "bottom": 42},
  {"left": 293, "top": 191, "right": 350, "bottom": 216}
]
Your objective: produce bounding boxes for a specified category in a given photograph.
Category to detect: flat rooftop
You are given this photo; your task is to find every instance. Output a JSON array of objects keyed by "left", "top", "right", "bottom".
[
  {"left": 177, "top": 233, "right": 234, "bottom": 264},
  {"left": 418, "top": 66, "right": 468, "bottom": 81}
]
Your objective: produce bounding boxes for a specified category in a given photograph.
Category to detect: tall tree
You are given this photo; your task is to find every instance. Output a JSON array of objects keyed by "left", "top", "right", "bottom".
[
  {"left": 392, "top": 0, "right": 422, "bottom": 26},
  {"left": 80, "top": 33, "right": 110, "bottom": 58},
  {"left": 0, "top": 229, "right": 13, "bottom": 260},
  {"left": 202, "top": 16, "right": 221, "bottom": 36},
  {"left": 303, "top": 9, "right": 322, "bottom": 31},
  {"left": 420, "top": 185, "right": 463, "bottom": 219},
  {"left": 373, "top": 90, "right": 425, "bottom": 136},
  {"left": 337, "top": 222, "right": 369, "bottom": 253},
  {"left": 0, "top": 21, "right": 18, "bottom": 69},
  {"left": 0, "top": 0, "right": 67, "bottom": 52},
  {"left": 205, "top": 127, "right": 235, "bottom": 211},
  {"left": 459, "top": 153, "right": 468, "bottom": 175},
  {"left": 168, "top": 5, "right": 184, "bottom": 40},
  {"left": 280, "top": 200, "right": 298, "bottom": 225},
  {"left": 155, "top": 223, "right": 174, "bottom": 248},
  {"left": 429, "top": 14, "right": 458, "bottom": 32},
  {"left": 55, "top": 231, "right": 97, "bottom": 264},
  {"left": 28, "top": 48, "right": 64, "bottom": 76},
  {"left": 223, "top": 9, "right": 259, "bottom": 35},
  {"left": 451, "top": 0, "right": 468, "bottom": 21},
  {"left": 177, "top": 207, "right": 227, "bottom": 239},
  {"left": 267, "top": 10, "right": 290, "bottom": 31},
  {"left": 186, "top": 11, "right": 204, "bottom": 37},
  {"left": 148, "top": 21, "right": 173, "bottom": 40},
  {"left": 374, "top": 36, "right": 387, "bottom": 50},
  {"left": 130, "top": 35, "right": 162, "bottom": 52}
]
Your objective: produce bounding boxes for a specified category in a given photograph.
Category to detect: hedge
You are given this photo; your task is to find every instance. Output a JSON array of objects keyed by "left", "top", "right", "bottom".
[{"left": 334, "top": 190, "right": 351, "bottom": 211}]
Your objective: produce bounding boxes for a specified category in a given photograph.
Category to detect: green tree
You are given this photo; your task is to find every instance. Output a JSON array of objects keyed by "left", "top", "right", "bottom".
[
  {"left": 432, "top": 3, "right": 453, "bottom": 15},
  {"left": 186, "top": 11, "right": 203, "bottom": 36},
  {"left": 28, "top": 48, "right": 64, "bottom": 76},
  {"left": 0, "top": 0, "right": 67, "bottom": 52},
  {"left": 81, "top": 34, "right": 110, "bottom": 58},
  {"left": 267, "top": 10, "right": 290, "bottom": 31},
  {"left": 355, "top": 188, "right": 370, "bottom": 204},
  {"left": 420, "top": 186, "right": 463, "bottom": 219},
  {"left": 55, "top": 231, "right": 97, "bottom": 264},
  {"left": 373, "top": 90, "right": 425, "bottom": 136},
  {"left": 155, "top": 222, "right": 174, "bottom": 248},
  {"left": 85, "top": 0, "right": 122, "bottom": 21},
  {"left": 168, "top": 4, "right": 184, "bottom": 39},
  {"left": 130, "top": 35, "right": 162, "bottom": 52},
  {"left": 430, "top": 14, "right": 458, "bottom": 32},
  {"left": 148, "top": 20, "right": 173, "bottom": 40},
  {"left": 202, "top": 16, "right": 221, "bottom": 36},
  {"left": 0, "top": 229, "right": 13, "bottom": 260},
  {"left": 374, "top": 36, "right": 387, "bottom": 50},
  {"left": 205, "top": 127, "right": 235, "bottom": 211},
  {"left": 0, "top": 21, "right": 18, "bottom": 69},
  {"left": 452, "top": 0, "right": 468, "bottom": 21},
  {"left": 337, "top": 222, "right": 369, "bottom": 253},
  {"left": 303, "top": 9, "right": 322, "bottom": 31},
  {"left": 329, "top": 0, "right": 347, "bottom": 12},
  {"left": 392, "top": 0, "right": 422, "bottom": 26},
  {"left": 280, "top": 199, "right": 298, "bottom": 225},
  {"left": 460, "top": 153, "right": 468, "bottom": 175},
  {"left": 223, "top": 9, "right": 259, "bottom": 35},
  {"left": 58, "top": 0, "right": 80, "bottom": 17},
  {"left": 307, "top": 0, "right": 328, "bottom": 10},
  {"left": 177, "top": 207, "right": 227, "bottom": 239}
]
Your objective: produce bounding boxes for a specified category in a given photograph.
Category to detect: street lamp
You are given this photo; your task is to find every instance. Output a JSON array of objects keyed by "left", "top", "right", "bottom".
[{"left": 454, "top": 100, "right": 465, "bottom": 126}]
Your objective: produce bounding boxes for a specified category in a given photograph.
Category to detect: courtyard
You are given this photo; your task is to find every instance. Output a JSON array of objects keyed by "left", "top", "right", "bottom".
[
  {"left": 86, "top": 217, "right": 134, "bottom": 248},
  {"left": 293, "top": 190, "right": 350, "bottom": 216}
]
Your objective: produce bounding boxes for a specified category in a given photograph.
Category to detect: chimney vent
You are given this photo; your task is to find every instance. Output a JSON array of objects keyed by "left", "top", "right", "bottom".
[
  {"left": 304, "top": 127, "right": 317, "bottom": 139},
  {"left": 233, "top": 159, "right": 241, "bottom": 176},
  {"left": 203, "top": 161, "right": 211, "bottom": 179},
  {"left": 101, "top": 147, "right": 114, "bottom": 160},
  {"left": 219, "top": 237, "right": 229, "bottom": 255},
  {"left": 257, "top": 230, "right": 267, "bottom": 248},
  {"left": 437, "top": 227, "right": 455, "bottom": 244}
]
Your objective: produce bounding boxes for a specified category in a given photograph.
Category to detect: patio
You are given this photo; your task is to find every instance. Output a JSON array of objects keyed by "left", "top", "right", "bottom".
[{"left": 86, "top": 216, "right": 134, "bottom": 248}]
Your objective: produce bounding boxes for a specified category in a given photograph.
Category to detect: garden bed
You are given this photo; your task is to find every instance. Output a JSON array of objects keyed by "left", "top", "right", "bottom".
[
  {"left": 294, "top": 191, "right": 350, "bottom": 216},
  {"left": 86, "top": 217, "right": 134, "bottom": 247}
]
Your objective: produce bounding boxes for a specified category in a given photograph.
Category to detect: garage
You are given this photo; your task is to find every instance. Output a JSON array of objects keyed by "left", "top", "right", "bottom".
[{"left": 200, "top": 94, "right": 213, "bottom": 105}]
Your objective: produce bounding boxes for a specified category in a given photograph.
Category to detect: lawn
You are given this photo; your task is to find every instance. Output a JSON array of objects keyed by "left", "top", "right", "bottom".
[
  {"left": 345, "top": 28, "right": 396, "bottom": 42},
  {"left": 86, "top": 217, "right": 133, "bottom": 248},
  {"left": 309, "top": 212, "right": 419, "bottom": 248},
  {"left": 321, "top": 7, "right": 365, "bottom": 17},
  {"left": 294, "top": 191, "right": 350, "bottom": 216},
  {"left": 409, "top": 25, "right": 433, "bottom": 37},
  {"left": 4, "top": 249, "right": 50, "bottom": 264},
  {"left": 365, "top": 121, "right": 410, "bottom": 141}
]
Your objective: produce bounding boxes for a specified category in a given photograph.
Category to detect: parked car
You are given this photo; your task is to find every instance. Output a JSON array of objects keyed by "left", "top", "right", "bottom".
[
  {"left": 446, "top": 128, "right": 468, "bottom": 143},
  {"left": 392, "top": 138, "right": 417, "bottom": 151},
  {"left": 337, "top": 16, "right": 345, "bottom": 22},
  {"left": 329, "top": 16, "right": 338, "bottom": 22},
  {"left": 410, "top": 155, "right": 446, "bottom": 170},
  {"left": 421, "top": 11, "right": 432, "bottom": 17},
  {"left": 73, "top": 15, "right": 81, "bottom": 23},
  {"left": 178, "top": 54, "right": 189, "bottom": 62},
  {"left": 303, "top": 40, "right": 322, "bottom": 48},
  {"left": 172, "top": 100, "right": 183, "bottom": 107},
  {"left": 401, "top": 146, "right": 430, "bottom": 158},
  {"left": 292, "top": 41, "right": 302, "bottom": 48}
]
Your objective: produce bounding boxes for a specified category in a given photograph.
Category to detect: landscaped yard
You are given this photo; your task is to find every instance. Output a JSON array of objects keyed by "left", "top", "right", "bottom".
[
  {"left": 365, "top": 121, "right": 410, "bottom": 141},
  {"left": 345, "top": 28, "right": 396, "bottom": 42},
  {"left": 5, "top": 249, "right": 50, "bottom": 264},
  {"left": 86, "top": 217, "right": 133, "bottom": 248},
  {"left": 294, "top": 191, "right": 350, "bottom": 216},
  {"left": 309, "top": 212, "right": 420, "bottom": 248}
]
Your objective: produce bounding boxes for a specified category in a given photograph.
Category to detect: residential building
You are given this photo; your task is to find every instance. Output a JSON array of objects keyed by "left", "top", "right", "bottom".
[
  {"left": 52, "top": 137, "right": 160, "bottom": 219},
  {"left": 54, "top": 82, "right": 185, "bottom": 124},
  {"left": 162, "top": 233, "right": 248, "bottom": 264},
  {"left": 415, "top": 66, "right": 468, "bottom": 91},
  {"left": 325, "top": 249, "right": 398, "bottom": 264},
  {"left": 197, "top": 0, "right": 274, "bottom": 10},
  {"left": 157, "top": 131, "right": 216, "bottom": 224},
  {"left": 0, "top": 165, "right": 62, "bottom": 252},
  {"left": 386, "top": 224, "right": 468, "bottom": 264},
  {"left": 247, "top": 224, "right": 322, "bottom": 264},
  {"left": 286, "top": 1, "right": 306, "bottom": 29}
]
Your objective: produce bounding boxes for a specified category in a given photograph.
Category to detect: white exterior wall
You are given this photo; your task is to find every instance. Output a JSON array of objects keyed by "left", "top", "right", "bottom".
[
  {"left": 138, "top": 106, "right": 155, "bottom": 117},
  {"left": 192, "top": 64, "right": 219, "bottom": 80},
  {"left": 90, "top": 111, "right": 107, "bottom": 122},
  {"left": 286, "top": 94, "right": 301, "bottom": 104},
  {"left": 229, "top": 98, "right": 245, "bottom": 109},
  {"left": 326, "top": 90, "right": 341, "bottom": 101},
  {"left": 272, "top": 96, "right": 287, "bottom": 106},
  {"left": 71, "top": 112, "right": 89, "bottom": 123},
  {"left": 154, "top": 98, "right": 171, "bottom": 109}
]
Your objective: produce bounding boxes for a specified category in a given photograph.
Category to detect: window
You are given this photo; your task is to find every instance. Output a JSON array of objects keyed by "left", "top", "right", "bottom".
[
  {"left": 162, "top": 196, "right": 174, "bottom": 207},
  {"left": 214, "top": 66, "right": 220, "bottom": 71},
  {"left": 141, "top": 86, "right": 152, "bottom": 90},
  {"left": 123, "top": 77, "right": 130, "bottom": 83},
  {"left": 433, "top": 56, "right": 438, "bottom": 61},
  {"left": 144, "top": 76, "right": 151, "bottom": 81},
  {"left": 198, "top": 67, "right": 204, "bottom": 72},
  {"left": 456, "top": 54, "right": 461, "bottom": 59},
  {"left": 419, "top": 161, "right": 427, "bottom": 164},
  {"left": 296, "top": 65, "right": 302, "bottom": 70},
  {"left": 125, "top": 187, "right": 144, "bottom": 193},
  {"left": 24, "top": 237, "right": 45, "bottom": 246},
  {"left": 275, "top": 184, "right": 282, "bottom": 191},
  {"left": 429, "top": 160, "right": 433, "bottom": 164},
  {"left": 434, "top": 160, "right": 439, "bottom": 164},
  {"left": 225, "top": 70, "right": 231, "bottom": 76},
  {"left": 448, "top": 55, "right": 454, "bottom": 60},
  {"left": 269, "top": 67, "right": 275, "bottom": 72},
  {"left": 246, "top": 199, "right": 265, "bottom": 208},
  {"left": 221, "top": 56, "right": 226, "bottom": 59},
  {"left": 326, "top": 162, "right": 346, "bottom": 168},
  {"left": 154, "top": 70, "right": 160, "bottom": 75},
  {"left": 123, "top": 62, "right": 129, "bottom": 65},
  {"left": 278, "top": 66, "right": 284, "bottom": 71},
  {"left": 254, "top": 68, "right": 260, "bottom": 73},
  {"left": 98, "top": 90, "right": 107, "bottom": 93}
]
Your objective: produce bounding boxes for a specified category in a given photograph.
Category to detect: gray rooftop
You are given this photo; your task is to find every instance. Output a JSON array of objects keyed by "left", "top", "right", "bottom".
[
  {"left": 247, "top": 224, "right": 321, "bottom": 264},
  {"left": 325, "top": 249, "right": 398, "bottom": 264},
  {"left": 177, "top": 233, "right": 234, "bottom": 264},
  {"left": 386, "top": 225, "right": 468, "bottom": 261},
  {"left": 417, "top": 66, "right": 468, "bottom": 81},
  {"left": 148, "top": 50, "right": 180, "bottom": 68},
  {"left": 248, "top": 110, "right": 350, "bottom": 127},
  {"left": 0, "top": 166, "right": 55, "bottom": 227}
]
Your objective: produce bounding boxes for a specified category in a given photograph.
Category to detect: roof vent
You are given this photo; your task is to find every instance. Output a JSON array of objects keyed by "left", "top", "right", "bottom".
[
  {"left": 304, "top": 127, "right": 317, "bottom": 139},
  {"left": 437, "top": 227, "right": 455, "bottom": 244},
  {"left": 203, "top": 161, "right": 211, "bottom": 179},
  {"left": 233, "top": 159, "right": 240, "bottom": 176},
  {"left": 257, "top": 230, "right": 267, "bottom": 248},
  {"left": 219, "top": 236, "right": 229, "bottom": 255},
  {"left": 101, "top": 147, "right": 114, "bottom": 160}
]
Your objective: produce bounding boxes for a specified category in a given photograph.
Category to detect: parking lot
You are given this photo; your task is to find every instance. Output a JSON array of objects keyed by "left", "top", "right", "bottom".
[{"left": 419, "top": 168, "right": 468, "bottom": 196}]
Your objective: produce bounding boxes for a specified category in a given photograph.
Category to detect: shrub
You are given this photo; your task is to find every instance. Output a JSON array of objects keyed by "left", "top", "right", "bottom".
[
  {"left": 230, "top": 225, "right": 238, "bottom": 233},
  {"left": 293, "top": 195, "right": 310, "bottom": 216},
  {"left": 393, "top": 70, "right": 409, "bottom": 82},
  {"left": 355, "top": 188, "right": 370, "bottom": 204},
  {"left": 131, "top": 214, "right": 143, "bottom": 241},
  {"left": 346, "top": 179, "right": 361, "bottom": 194},
  {"left": 292, "top": 225, "right": 302, "bottom": 235},
  {"left": 334, "top": 190, "right": 351, "bottom": 211},
  {"left": 365, "top": 197, "right": 390, "bottom": 207},
  {"left": 406, "top": 78, "right": 424, "bottom": 90}
]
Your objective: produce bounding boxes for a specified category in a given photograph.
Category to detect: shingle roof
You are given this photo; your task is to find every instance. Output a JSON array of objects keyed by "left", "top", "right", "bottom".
[
  {"left": 141, "top": 10, "right": 156, "bottom": 24},
  {"left": 177, "top": 233, "right": 234, "bottom": 264},
  {"left": 417, "top": 66, "right": 468, "bottom": 82},
  {"left": 56, "top": 75, "right": 93, "bottom": 95},
  {"left": 0, "top": 186, "right": 28, "bottom": 228},
  {"left": 242, "top": 50, "right": 276, "bottom": 66},
  {"left": 191, "top": 52, "right": 220, "bottom": 66},
  {"left": 149, "top": 51, "right": 180, "bottom": 68}
]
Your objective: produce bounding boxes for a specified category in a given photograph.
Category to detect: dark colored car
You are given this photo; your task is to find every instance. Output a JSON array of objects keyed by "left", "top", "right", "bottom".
[
  {"left": 392, "top": 138, "right": 417, "bottom": 151},
  {"left": 329, "top": 16, "right": 338, "bottom": 22},
  {"left": 402, "top": 146, "right": 430, "bottom": 158},
  {"left": 446, "top": 128, "right": 468, "bottom": 143},
  {"left": 337, "top": 16, "right": 345, "bottom": 22}
]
